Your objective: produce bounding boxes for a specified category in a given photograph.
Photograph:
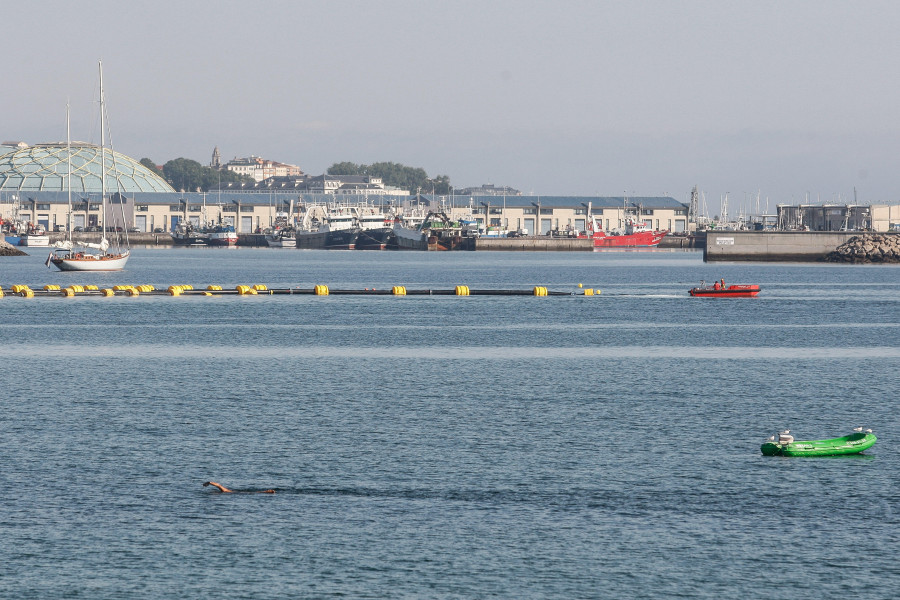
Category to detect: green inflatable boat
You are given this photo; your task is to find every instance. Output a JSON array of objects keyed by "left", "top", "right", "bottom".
[{"left": 761, "top": 430, "right": 877, "bottom": 457}]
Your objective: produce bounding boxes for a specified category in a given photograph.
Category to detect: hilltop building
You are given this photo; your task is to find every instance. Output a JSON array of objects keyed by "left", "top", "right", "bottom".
[{"left": 221, "top": 154, "right": 303, "bottom": 182}]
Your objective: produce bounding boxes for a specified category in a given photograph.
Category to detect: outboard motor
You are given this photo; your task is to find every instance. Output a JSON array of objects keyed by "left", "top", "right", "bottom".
[{"left": 778, "top": 430, "right": 794, "bottom": 445}]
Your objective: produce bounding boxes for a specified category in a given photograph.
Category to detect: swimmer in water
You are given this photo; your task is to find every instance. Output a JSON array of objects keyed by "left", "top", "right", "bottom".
[{"left": 203, "top": 481, "right": 275, "bottom": 494}]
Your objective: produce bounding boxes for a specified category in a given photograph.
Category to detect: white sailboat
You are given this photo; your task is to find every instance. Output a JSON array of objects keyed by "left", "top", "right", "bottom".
[{"left": 48, "top": 61, "right": 130, "bottom": 271}]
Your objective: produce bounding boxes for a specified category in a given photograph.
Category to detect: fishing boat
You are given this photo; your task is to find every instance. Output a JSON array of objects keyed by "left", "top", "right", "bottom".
[
  {"left": 172, "top": 220, "right": 209, "bottom": 246},
  {"left": 264, "top": 209, "right": 296, "bottom": 248},
  {"left": 761, "top": 429, "right": 876, "bottom": 457},
  {"left": 205, "top": 223, "right": 238, "bottom": 246},
  {"left": 264, "top": 226, "right": 296, "bottom": 248},
  {"left": 48, "top": 63, "right": 130, "bottom": 272},
  {"left": 295, "top": 204, "right": 358, "bottom": 250},
  {"left": 390, "top": 208, "right": 428, "bottom": 250},
  {"left": 19, "top": 223, "right": 50, "bottom": 247},
  {"left": 584, "top": 201, "right": 668, "bottom": 248},
  {"left": 689, "top": 280, "right": 761, "bottom": 297},
  {"left": 354, "top": 205, "right": 391, "bottom": 250}
]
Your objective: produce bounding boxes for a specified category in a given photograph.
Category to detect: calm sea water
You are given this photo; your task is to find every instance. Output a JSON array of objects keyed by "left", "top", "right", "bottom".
[{"left": 1, "top": 248, "right": 898, "bottom": 599}]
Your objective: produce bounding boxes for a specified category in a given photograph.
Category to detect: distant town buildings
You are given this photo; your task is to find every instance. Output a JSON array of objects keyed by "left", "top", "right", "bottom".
[{"left": 212, "top": 147, "right": 304, "bottom": 182}]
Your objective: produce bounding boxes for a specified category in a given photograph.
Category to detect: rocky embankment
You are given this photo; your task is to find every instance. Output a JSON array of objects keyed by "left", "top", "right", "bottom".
[
  {"left": 0, "top": 238, "right": 27, "bottom": 256},
  {"left": 826, "top": 233, "right": 900, "bottom": 263}
]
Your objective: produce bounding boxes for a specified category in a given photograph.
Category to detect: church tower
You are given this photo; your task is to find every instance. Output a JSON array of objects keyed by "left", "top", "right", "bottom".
[{"left": 211, "top": 146, "right": 221, "bottom": 169}]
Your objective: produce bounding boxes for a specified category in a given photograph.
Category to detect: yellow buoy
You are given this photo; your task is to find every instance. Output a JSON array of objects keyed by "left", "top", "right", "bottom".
[
  {"left": 44, "top": 284, "right": 61, "bottom": 291},
  {"left": 578, "top": 283, "right": 583, "bottom": 288},
  {"left": 63, "top": 287, "right": 76, "bottom": 297},
  {"left": 392, "top": 286, "right": 407, "bottom": 296},
  {"left": 253, "top": 284, "right": 268, "bottom": 291},
  {"left": 533, "top": 286, "right": 548, "bottom": 296},
  {"left": 314, "top": 284, "right": 329, "bottom": 296},
  {"left": 207, "top": 285, "right": 222, "bottom": 291},
  {"left": 583, "top": 288, "right": 594, "bottom": 296},
  {"left": 102, "top": 288, "right": 115, "bottom": 297},
  {"left": 455, "top": 285, "right": 470, "bottom": 296},
  {"left": 85, "top": 284, "right": 99, "bottom": 291},
  {"left": 21, "top": 289, "right": 35, "bottom": 298},
  {"left": 126, "top": 288, "right": 140, "bottom": 297}
]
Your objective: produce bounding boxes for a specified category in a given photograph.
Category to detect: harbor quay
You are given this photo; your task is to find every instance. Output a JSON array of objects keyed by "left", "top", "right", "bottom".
[{"left": 704, "top": 231, "right": 900, "bottom": 262}]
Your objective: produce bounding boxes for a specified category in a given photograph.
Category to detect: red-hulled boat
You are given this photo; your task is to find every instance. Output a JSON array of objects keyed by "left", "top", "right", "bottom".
[
  {"left": 689, "top": 281, "right": 761, "bottom": 297},
  {"left": 581, "top": 203, "right": 668, "bottom": 248}
]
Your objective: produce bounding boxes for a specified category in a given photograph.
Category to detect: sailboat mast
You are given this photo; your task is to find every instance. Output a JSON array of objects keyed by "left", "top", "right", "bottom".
[
  {"left": 99, "top": 60, "right": 106, "bottom": 241},
  {"left": 66, "top": 101, "right": 72, "bottom": 240}
]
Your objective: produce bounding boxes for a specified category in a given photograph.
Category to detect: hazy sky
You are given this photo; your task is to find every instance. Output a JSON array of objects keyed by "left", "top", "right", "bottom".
[{"left": 6, "top": 0, "right": 900, "bottom": 212}]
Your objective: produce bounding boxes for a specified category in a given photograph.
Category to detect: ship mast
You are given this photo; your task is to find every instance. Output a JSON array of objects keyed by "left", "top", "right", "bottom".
[{"left": 99, "top": 60, "right": 106, "bottom": 248}]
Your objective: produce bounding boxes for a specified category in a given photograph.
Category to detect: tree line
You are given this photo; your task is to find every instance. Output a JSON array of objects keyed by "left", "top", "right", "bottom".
[
  {"left": 327, "top": 161, "right": 451, "bottom": 195},
  {"left": 140, "top": 157, "right": 452, "bottom": 195},
  {"left": 140, "top": 158, "right": 249, "bottom": 192}
]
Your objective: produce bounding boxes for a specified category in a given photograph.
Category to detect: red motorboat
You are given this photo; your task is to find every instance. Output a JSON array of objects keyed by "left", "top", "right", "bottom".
[{"left": 689, "top": 280, "right": 761, "bottom": 297}]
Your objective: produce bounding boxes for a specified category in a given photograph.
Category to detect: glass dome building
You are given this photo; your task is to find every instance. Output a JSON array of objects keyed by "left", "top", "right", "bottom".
[{"left": 0, "top": 143, "right": 175, "bottom": 193}]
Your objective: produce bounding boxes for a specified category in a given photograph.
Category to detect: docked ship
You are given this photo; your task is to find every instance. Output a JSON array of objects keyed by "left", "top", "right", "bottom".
[
  {"left": 19, "top": 223, "right": 50, "bottom": 247},
  {"left": 390, "top": 208, "right": 428, "bottom": 250},
  {"left": 264, "top": 212, "right": 296, "bottom": 248},
  {"left": 172, "top": 221, "right": 209, "bottom": 246},
  {"left": 584, "top": 202, "right": 668, "bottom": 248},
  {"left": 205, "top": 224, "right": 238, "bottom": 246},
  {"left": 354, "top": 206, "right": 391, "bottom": 250},
  {"left": 295, "top": 204, "right": 358, "bottom": 250}
]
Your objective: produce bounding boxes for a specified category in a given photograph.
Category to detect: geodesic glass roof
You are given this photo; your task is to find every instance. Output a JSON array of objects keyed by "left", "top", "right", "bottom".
[{"left": 0, "top": 143, "right": 175, "bottom": 193}]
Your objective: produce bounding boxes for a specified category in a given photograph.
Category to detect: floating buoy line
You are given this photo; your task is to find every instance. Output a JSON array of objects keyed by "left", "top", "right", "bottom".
[{"left": 0, "top": 284, "right": 601, "bottom": 299}]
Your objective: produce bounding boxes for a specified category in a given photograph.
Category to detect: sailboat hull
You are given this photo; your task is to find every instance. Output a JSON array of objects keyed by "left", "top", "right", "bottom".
[{"left": 50, "top": 251, "right": 130, "bottom": 271}]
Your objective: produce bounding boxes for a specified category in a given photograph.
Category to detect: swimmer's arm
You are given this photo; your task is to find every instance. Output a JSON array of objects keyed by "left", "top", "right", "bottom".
[{"left": 203, "top": 481, "right": 233, "bottom": 493}]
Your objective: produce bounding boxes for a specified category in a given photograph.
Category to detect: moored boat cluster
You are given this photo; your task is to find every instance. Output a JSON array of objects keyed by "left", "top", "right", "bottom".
[{"left": 826, "top": 233, "right": 900, "bottom": 263}]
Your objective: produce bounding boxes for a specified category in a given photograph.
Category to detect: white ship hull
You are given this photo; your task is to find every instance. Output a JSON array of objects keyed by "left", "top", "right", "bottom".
[
  {"left": 20, "top": 235, "right": 50, "bottom": 247},
  {"left": 265, "top": 234, "right": 296, "bottom": 248},
  {"left": 50, "top": 251, "right": 130, "bottom": 271}
]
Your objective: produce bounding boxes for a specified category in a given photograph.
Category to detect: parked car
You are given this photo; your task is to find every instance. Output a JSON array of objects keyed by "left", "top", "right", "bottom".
[
  {"left": 153, "top": 227, "right": 164, "bottom": 233},
  {"left": 128, "top": 226, "right": 140, "bottom": 233},
  {"left": 74, "top": 226, "right": 84, "bottom": 232}
]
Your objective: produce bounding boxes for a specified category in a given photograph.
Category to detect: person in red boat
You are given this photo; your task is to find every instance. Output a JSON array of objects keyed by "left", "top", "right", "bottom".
[
  {"left": 713, "top": 280, "right": 721, "bottom": 290},
  {"left": 203, "top": 481, "right": 275, "bottom": 494}
]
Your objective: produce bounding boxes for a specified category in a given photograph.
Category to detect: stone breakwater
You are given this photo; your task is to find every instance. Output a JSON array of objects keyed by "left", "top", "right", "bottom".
[
  {"left": 0, "top": 238, "right": 27, "bottom": 256},
  {"left": 826, "top": 233, "right": 900, "bottom": 263}
]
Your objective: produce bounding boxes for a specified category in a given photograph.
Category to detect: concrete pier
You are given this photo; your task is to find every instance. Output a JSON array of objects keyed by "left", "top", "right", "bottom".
[
  {"left": 704, "top": 231, "right": 859, "bottom": 262},
  {"left": 473, "top": 237, "right": 593, "bottom": 251}
]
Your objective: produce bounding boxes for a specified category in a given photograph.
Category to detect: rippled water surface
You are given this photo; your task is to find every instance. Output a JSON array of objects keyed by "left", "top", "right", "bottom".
[{"left": 1, "top": 248, "right": 898, "bottom": 598}]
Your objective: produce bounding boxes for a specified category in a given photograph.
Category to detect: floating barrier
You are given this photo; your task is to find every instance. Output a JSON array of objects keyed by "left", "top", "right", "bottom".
[{"left": 0, "top": 284, "right": 599, "bottom": 299}]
